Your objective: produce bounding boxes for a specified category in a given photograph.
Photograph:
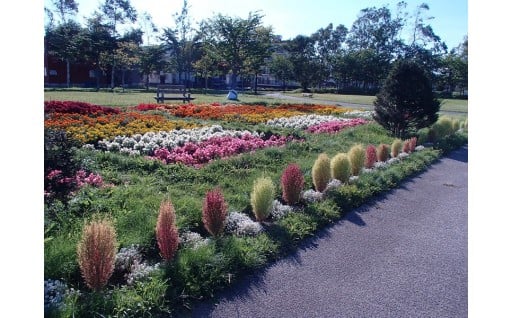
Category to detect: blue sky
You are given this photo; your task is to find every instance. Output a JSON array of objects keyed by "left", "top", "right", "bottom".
[{"left": 44, "top": 0, "right": 468, "bottom": 50}]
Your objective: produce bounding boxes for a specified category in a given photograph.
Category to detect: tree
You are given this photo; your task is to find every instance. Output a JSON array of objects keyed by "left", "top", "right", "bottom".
[
  {"left": 139, "top": 45, "right": 167, "bottom": 90},
  {"left": 286, "top": 35, "right": 324, "bottom": 91},
  {"left": 311, "top": 23, "right": 348, "bottom": 85},
  {"left": 99, "top": 0, "right": 138, "bottom": 89},
  {"left": 347, "top": 5, "right": 404, "bottom": 60},
  {"left": 161, "top": 0, "right": 200, "bottom": 86},
  {"left": 269, "top": 54, "right": 294, "bottom": 91},
  {"left": 49, "top": 0, "right": 78, "bottom": 23},
  {"left": 373, "top": 59, "right": 440, "bottom": 137},
  {"left": 45, "top": 20, "right": 84, "bottom": 87},
  {"left": 243, "top": 25, "right": 274, "bottom": 94},
  {"left": 199, "top": 11, "right": 272, "bottom": 90},
  {"left": 82, "top": 13, "right": 116, "bottom": 90}
]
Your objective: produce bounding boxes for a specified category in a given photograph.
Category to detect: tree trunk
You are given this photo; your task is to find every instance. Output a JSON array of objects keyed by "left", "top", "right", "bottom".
[
  {"left": 145, "top": 73, "right": 149, "bottom": 91},
  {"left": 110, "top": 60, "right": 116, "bottom": 90},
  {"left": 122, "top": 69, "right": 126, "bottom": 92},
  {"left": 66, "top": 59, "right": 71, "bottom": 88},
  {"left": 230, "top": 72, "right": 238, "bottom": 90},
  {"left": 96, "top": 68, "right": 101, "bottom": 91},
  {"left": 253, "top": 73, "right": 258, "bottom": 94}
]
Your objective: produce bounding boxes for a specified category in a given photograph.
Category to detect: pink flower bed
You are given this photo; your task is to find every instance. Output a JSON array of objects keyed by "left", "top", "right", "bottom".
[
  {"left": 46, "top": 169, "right": 104, "bottom": 188},
  {"left": 306, "top": 118, "right": 368, "bottom": 134},
  {"left": 151, "top": 133, "right": 290, "bottom": 166}
]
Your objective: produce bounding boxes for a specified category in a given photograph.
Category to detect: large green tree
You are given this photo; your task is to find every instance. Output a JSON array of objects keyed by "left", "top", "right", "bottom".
[
  {"left": 373, "top": 59, "right": 440, "bottom": 137},
  {"left": 199, "top": 11, "right": 273, "bottom": 90},
  {"left": 99, "top": 0, "right": 138, "bottom": 89},
  {"left": 269, "top": 53, "right": 294, "bottom": 91},
  {"left": 139, "top": 45, "right": 167, "bottom": 90},
  {"left": 286, "top": 35, "right": 324, "bottom": 91}
]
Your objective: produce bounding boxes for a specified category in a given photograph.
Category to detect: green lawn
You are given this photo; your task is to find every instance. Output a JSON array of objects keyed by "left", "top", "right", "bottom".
[{"left": 44, "top": 88, "right": 468, "bottom": 115}]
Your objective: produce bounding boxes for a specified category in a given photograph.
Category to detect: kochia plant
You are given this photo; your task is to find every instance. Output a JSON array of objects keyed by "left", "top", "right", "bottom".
[
  {"left": 77, "top": 218, "right": 118, "bottom": 291},
  {"left": 281, "top": 163, "right": 304, "bottom": 205},
  {"left": 312, "top": 153, "right": 331, "bottom": 192},
  {"left": 156, "top": 199, "right": 179, "bottom": 261},
  {"left": 348, "top": 144, "right": 365, "bottom": 176},
  {"left": 330, "top": 153, "right": 351, "bottom": 183},
  {"left": 202, "top": 188, "right": 228, "bottom": 237},
  {"left": 376, "top": 144, "right": 390, "bottom": 162},
  {"left": 364, "top": 144, "right": 377, "bottom": 169},
  {"left": 391, "top": 139, "right": 402, "bottom": 158},
  {"left": 251, "top": 177, "right": 276, "bottom": 221}
]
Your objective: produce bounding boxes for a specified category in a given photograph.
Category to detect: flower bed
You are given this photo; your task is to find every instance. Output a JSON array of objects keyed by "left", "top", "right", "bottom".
[
  {"left": 44, "top": 100, "right": 120, "bottom": 115},
  {"left": 45, "top": 111, "right": 199, "bottom": 144},
  {"left": 267, "top": 115, "right": 367, "bottom": 132},
  {"left": 306, "top": 118, "right": 368, "bottom": 134},
  {"left": 151, "top": 133, "right": 291, "bottom": 166},
  {"left": 134, "top": 103, "right": 353, "bottom": 124},
  {"left": 92, "top": 125, "right": 258, "bottom": 156}
]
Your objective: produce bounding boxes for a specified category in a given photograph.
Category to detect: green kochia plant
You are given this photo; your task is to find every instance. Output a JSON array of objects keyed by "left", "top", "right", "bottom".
[
  {"left": 330, "top": 153, "right": 351, "bottom": 183},
  {"left": 251, "top": 176, "right": 276, "bottom": 221},
  {"left": 312, "top": 153, "right": 331, "bottom": 192},
  {"left": 348, "top": 144, "right": 365, "bottom": 176},
  {"left": 391, "top": 139, "right": 402, "bottom": 158}
]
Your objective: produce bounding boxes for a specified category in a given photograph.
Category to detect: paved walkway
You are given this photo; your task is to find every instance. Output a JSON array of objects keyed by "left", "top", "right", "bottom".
[{"left": 192, "top": 146, "right": 468, "bottom": 318}]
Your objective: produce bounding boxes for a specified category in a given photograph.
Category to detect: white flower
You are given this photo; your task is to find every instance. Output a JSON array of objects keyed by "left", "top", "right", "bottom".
[
  {"left": 225, "top": 212, "right": 263, "bottom": 236},
  {"left": 415, "top": 145, "right": 425, "bottom": 151},
  {"left": 271, "top": 200, "right": 294, "bottom": 220},
  {"left": 179, "top": 231, "right": 210, "bottom": 249},
  {"left": 302, "top": 189, "right": 324, "bottom": 203}
]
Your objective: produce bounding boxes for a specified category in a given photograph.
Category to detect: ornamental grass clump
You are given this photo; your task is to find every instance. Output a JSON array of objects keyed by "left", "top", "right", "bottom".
[
  {"left": 432, "top": 116, "right": 454, "bottom": 139},
  {"left": 330, "top": 153, "right": 351, "bottom": 183},
  {"left": 156, "top": 199, "right": 179, "bottom": 261},
  {"left": 391, "top": 139, "right": 402, "bottom": 158},
  {"left": 202, "top": 188, "right": 228, "bottom": 237},
  {"left": 251, "top": 176, "right": 276, "bottom": 221},
  {"left": 364, "top": 144, "right": 377, "bottom": 169},
  {"left": 348, "top": 144, "right": 365, "bottom": 176},
  {"left": 281, "top": 163, "right": 304, "bottom": 205},
  {"left": 376, "top": 143, "right": 390, "bottom": 162},
  {"left": 77, "top": 218, "right": 117, "bottom": 291},
  {"left": 312, "top": 153, "right": 331, "bottom": 192}
]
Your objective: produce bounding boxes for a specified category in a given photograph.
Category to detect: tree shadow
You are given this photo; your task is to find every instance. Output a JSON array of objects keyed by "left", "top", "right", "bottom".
[{"left": 445, "top": 145, "right": 468, "bottom": 163}]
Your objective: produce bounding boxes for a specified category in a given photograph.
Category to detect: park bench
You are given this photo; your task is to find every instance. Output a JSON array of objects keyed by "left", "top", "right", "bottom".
[
  {"left": 154, "top": 85, "right": 194, "bottom": 103},
  {"left": 302, "top": 93, "right": 313, "bottom": 98}
]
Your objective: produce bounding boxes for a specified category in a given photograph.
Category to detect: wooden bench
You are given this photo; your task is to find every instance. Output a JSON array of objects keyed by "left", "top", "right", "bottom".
[
  {"left": 302, "top": 93, "right": 313, "bottom": 98},
  {"left": 154, "top": 85, "right": 195, "bottom": 103}
]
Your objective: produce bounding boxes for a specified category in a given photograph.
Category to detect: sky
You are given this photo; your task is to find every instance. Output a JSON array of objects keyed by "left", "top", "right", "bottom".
[{"left": 43, "top": 0, "right": 468, "bottom": 50}]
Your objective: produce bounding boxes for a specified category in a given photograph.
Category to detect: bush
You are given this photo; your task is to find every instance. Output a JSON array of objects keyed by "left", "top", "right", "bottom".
[
  {"left": 330, "top": 153, "right": 351, "bottom": 183},
  {"left": 202, "top": 188, "right": 228, "bottom": 237},
  {"left": 364, "top": 144, "right": 377, "bottom": 168},
  {"left": 402, "top": 139, "right": 411, "bottom": 153},
  {"left": 251, "top": 177, "right": 276, "bottom": 221},
  {"left": 348, "top": 144, "right": 365, "bottom": 176},
  {"left": 77, "top": 218, "right": 118, "bottom": 291},
  {"left": 280, "top": 163, "right": 305, "bottom": 205},
  {"left": 391, "top": 139, "right": 402, "bottom": 158},
  {"left": 376, "top": 144, "right": 390, "bottom": 162},
  {"left": 156, "top": 199, "right": 180, "bottom": 261},
  {"left": 373, "top": 59, "right": 440, "bottom": 137},
  {"left": 312, "top": 153, "right": 331, "bottom": 192},
  {"left": 432, "top": 116, "right": 454, "bottom": 140}
]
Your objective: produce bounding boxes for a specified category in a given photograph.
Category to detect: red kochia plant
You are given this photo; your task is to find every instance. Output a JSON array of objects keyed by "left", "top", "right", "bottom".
[
  {"left": 77, "top": 218, "right": 117, "bottom": 291},
  {"left": 408, "top": 137, "right": 417, "bottom": 152},
  {"left": 156, "top": 199, "right": 179, "bottom": 261},
  {"left": 364, "top": 144, "right": 377, "bottom": 168},
  {"left": 402, "top": 139, "right": 411, "bottom": 153},
  {"left": 281, "top": 163, "right": 304, "bottom": 205},
  {"left": 44, "top": 100, "right": 120, "bottom": 115},
  {"left": 202, "top": 188, "right": 228, "bottom": 237}
]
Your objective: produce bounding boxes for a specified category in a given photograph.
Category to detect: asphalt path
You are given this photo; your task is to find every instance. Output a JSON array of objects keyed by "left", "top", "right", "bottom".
[{"left": 191, "top": 146, "right": 468, "bottom": 318}]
